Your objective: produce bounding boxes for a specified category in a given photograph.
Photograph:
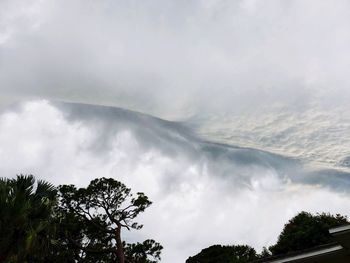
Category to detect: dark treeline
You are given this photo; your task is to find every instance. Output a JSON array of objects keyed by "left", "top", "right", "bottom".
[
  {"left": 186, "top": 211, "right": 348, "bottom": 263},
  {"left": 0, "top": 175, "right": 348, "bottom": 263},
  {"left": 0, "top": 175, "right": 162, "bottom": 263}
]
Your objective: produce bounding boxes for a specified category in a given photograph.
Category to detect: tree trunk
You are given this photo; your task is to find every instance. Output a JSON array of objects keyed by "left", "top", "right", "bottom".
[{"left": 116, "top": 223, "right": 125, "bottom": 263}]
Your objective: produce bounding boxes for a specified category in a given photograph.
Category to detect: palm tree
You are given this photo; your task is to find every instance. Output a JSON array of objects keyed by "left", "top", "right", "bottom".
[{"left": 0, "top": 175, "right": 57, "bottom": 263}]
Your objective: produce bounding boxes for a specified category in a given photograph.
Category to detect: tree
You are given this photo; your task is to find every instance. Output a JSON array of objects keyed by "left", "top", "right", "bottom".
[
  {"left": 124, "top": 239, "right": 163, "bottom": 263},
  {"left": 57, "top": 177, "right": 163, "bottom": 263},
  {"left": 0, "top": 175, "right": 57, "bottom": 263},
  {"left": 258, "top": 247, "right": 271, "bottom": 259},
  {"left": 186, "top": 244, "right": 258, "bottom": 263},
  {"left": 269, "top": 211, "right": 348, "bottom": 255}
]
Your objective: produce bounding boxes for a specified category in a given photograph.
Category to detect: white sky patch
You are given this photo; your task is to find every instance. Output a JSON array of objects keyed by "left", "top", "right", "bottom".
[
  {"left": 1, "top": 100, "right": 350, "bottom": 262},
  {"left": 0, "top": 100, "right": 99, "bottom": 185},
  {"left": 0, "top": 0, "right": 48, "bottom": 45}
]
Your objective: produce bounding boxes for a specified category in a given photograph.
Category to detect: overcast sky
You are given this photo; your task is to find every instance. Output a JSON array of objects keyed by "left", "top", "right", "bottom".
[
  {"left": 2, "top": 0, "right": 350, "bottom": 116},
  {"left": 1, "top": 0, "right": 350, "bottom": 262}
]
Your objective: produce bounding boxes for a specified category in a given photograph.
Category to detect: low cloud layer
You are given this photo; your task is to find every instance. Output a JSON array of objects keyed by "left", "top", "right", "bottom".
[
  {"left": 1, "top": 100, "right": 350, "bottom": 262},
  {"left": 191, "top": 105, "right": 350, "bottom": 174},
  {"left": 2, "top": 0, "right": 350, "bottom": 176},
  {"left": 1, "top": 0, "right": 350, "bottom": 117}
]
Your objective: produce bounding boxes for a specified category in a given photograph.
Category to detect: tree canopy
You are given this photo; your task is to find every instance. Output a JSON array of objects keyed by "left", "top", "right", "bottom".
[
  {"left": 0, "top": 175, "right": 162, "bottom": 263},
  {"left": 0, "top": 175, "right": 57, "bottom": 263},
  {"left": 269, "top": 211, "right": 348, "bottom": 255},
  {"left": 186, "top": 245, "right": 258, "bottom": 263},
  {"left": 186, "top": 211, "right": 349, "bottom": 262},
  {"left": 57, "top": 177, "right": 162, "bottom": 263}
]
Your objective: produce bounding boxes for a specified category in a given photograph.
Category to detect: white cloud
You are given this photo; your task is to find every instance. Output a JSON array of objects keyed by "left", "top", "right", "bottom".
[
  {"left": 1, "top": 100, "right": 350, "bottom": 262},
  {"left": 1, "top": 0, "right": 350, "bottom": 117}
]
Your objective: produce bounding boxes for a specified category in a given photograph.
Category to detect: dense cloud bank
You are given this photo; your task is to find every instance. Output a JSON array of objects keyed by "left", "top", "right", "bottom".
[
  {"left": 1, "top": 0, "right": 350, "bottom": 117},
  {"left": 190, "top": 106, "right": 350, "bottom": 174},
  {"left": 1, "top": 100, "right": 350, "bottom": 262},
  {"left": 2, "top": 0, "right": 350, "bottom": 175}
]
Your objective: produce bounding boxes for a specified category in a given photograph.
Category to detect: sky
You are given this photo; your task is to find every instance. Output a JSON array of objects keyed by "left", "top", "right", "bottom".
[{"left": 1, "top": 0, "right": 350, "bottom": 262}]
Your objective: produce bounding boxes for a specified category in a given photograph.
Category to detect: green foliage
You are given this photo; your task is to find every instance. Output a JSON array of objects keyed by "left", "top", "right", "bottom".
[
  {"left": 58, "top": 177, "right": 152, "bottom": 230},
  {"left": 185, "top": 211, "right": 349, "bottom": 262},
  {"left": 0, "top": 175, "right": 162, "bottom": 263},
  {"left": 258, "top": 247, "right": 271, "bottom": 259},
  {"left": 186, "top": 245, "right": 258, "bottom": 263},
  {"left": 269, "top": 211, "right": 348, "bottom": 255},
  {"left": 56, "top": 177, "right": 162, "bottom": 262},
  {"left": 125, "top": 239, "right": 164, "bottom": 263},
  {"left": 0, "top": 175, "right": 57, "bottom": 263}
]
